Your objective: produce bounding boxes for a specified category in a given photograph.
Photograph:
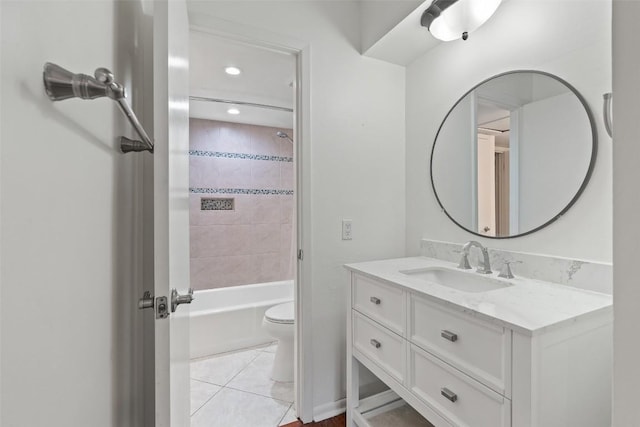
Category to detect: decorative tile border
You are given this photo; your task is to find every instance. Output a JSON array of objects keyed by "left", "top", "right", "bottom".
[
  {"left": 420, "top": 239, "right": 612, "bottom": 295},
  {"left": 190, "top": 150, "right": 293, "bottom": 163},
  {"left": 191, "top": 187, "right": 294, "bottom": 196},
  {"left": 201, "top": 197, "right": 234, "bottom": 211}
]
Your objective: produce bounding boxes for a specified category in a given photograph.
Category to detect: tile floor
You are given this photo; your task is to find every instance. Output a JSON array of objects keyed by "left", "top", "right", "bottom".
[{"left": 190, "top": 343, "right": 297, "bottom": 427}]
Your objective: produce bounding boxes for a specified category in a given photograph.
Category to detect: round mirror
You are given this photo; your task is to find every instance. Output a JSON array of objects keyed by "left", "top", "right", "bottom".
[{"left": 430, "top": 70, "right": 597, "bottom": 238}]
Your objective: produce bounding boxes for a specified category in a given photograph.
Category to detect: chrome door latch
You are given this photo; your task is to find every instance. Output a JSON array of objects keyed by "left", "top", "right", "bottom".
[
  {"left": 171, "top": 288, "right": 194, "bottom": 313},
  {"left": 138, "top": 291, "right": 170, "bottom": 319},
  {"left": 138, "top": 291, "right": 154, "bottom": 310}
]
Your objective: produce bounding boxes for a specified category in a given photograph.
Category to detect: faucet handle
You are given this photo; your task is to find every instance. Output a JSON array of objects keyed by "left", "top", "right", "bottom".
[
  {"left": 499, "top": 260, "right": 522, "bottom": 279},
  {"left": 454, "top": 250, "right": 472, "bottom": 270}
]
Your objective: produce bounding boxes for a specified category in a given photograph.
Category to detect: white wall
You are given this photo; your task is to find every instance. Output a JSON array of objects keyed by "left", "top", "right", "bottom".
[
  {"left": 0, "top": 1, "right": 147, "bottom": 426},
  {"left": 406, "top": 0, "right": 612, "bottom": 262},
  {"left": 612, "top": 1, "right": 640, "bottom": 424},
  {"left": 360, "top": 0, "right": 423, "bottom": 53},
  {"left": 187, "top": 0, "right": 407, "bottom": 417}
]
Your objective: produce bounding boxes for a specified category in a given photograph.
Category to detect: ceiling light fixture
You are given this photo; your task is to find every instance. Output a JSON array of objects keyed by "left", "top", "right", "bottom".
[
  {"left": 227, "top": 108, "right": 240, "bottom": 115},
  {"left": 224, "top": 66, "right": 241, "bottom": 76},
  {"left": 421, "top": 0, "right": 503, "bottom": 42}
]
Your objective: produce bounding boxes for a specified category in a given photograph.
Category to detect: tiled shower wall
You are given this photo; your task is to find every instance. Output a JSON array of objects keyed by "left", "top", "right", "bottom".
[{"left": 189, "top": 119, "right": 294, "bottom": 290}]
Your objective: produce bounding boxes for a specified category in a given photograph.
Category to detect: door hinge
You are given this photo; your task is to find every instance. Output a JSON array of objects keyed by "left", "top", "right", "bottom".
[{"left": 298, "top": 249, "right": 304, "bottom": 260}]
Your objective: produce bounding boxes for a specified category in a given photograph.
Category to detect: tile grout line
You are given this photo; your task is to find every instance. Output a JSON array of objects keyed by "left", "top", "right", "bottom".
[
  {"left": 190, "top": 378, "right": 223, "bottom": 387},
  {"left": 190, "top": 384, "right": 291, "bottom": 422},
  {"left": 223, "top": 384, "right": 294, "bottom": 404},
  {"left": 189, "top": 349, "right": 261, "bottom": 419},
  {"left": 191, "top": 377, "right": 222, "bottom": 387},
  {"left": 220, "top": 350, "right": 263, "bottom": 388},
  {"left": 189, "top": 344, "right": 285, "bottom": 423},
  {"left": 276, "top": 402, "right": 294, "bottom": 427},
  {"left": 203, "top": 386, "right": 292, "bottom": 426},
  {"left": 189, "top": 349, "right": 263, "bottom": 398},
  {"left": 190, "top": 382, "right": 224, "bottom": 418},
  {"left": 190, "top": 343, "right": 270, "bottom": 364}
]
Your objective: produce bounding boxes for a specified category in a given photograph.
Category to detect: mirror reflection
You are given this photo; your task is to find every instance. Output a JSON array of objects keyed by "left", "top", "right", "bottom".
[{"left": 431, "top": 71, "right": 596, "bottom": 238}]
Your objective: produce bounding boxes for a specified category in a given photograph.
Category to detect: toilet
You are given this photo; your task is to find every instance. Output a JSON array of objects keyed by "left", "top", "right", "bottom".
[{"left": 262, "top": 301, "right": 295, "bottom": 382}]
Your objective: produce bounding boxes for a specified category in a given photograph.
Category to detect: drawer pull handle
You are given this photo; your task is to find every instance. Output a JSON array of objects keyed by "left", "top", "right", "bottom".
[
  {"left": 370, "top": 339, "right": 381, "bottom": 349},
  {"left": 441, "top": 388, "right": 458, "bottom": 403},
  {"left": 370, "top": 296, "right": 381, "bottom": 305},
  {"left": 441, "top": 330, "right": 458, "bottom": 342}
]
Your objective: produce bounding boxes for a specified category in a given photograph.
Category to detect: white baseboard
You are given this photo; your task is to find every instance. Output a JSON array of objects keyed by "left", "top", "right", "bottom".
[
  {"left": 313, "top": 398, "right": 346, "bottom": 422},
  {"left": 311, "top": 382, "right": 391, "bottom": 422}
]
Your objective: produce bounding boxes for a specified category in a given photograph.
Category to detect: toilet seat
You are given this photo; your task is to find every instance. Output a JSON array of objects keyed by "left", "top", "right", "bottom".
[{"left": 264, "top": 301, "right": 295, "bottom": 325}]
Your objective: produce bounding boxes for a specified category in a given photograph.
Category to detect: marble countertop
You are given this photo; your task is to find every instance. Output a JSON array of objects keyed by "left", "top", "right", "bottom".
[{"left": 345, "top": 256, "right": 613, "bottom": 337}]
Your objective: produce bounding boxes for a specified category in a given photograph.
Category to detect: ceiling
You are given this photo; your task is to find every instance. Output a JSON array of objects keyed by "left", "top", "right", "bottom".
[
  {"left": 478, "top": 103, "right": 510, "bottom": 132},
  {"left": 189, "top": 31, "right": 296, "bottom": 128}
]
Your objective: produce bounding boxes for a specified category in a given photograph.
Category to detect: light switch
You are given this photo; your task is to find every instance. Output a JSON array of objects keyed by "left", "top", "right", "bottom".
[{"left": 342, "top": 219, "right": 353, "bottom": 240}]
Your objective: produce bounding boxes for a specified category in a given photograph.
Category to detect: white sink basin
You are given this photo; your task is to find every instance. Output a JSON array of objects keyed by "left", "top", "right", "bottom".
[{"left": 399, "top": 267, "right": 512, "bottom": 293}]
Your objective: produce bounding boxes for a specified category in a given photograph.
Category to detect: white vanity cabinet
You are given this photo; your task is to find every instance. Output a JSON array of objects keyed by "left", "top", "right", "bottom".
[{"left": 346, "top": 265, "right": 612, "bottom": 427}]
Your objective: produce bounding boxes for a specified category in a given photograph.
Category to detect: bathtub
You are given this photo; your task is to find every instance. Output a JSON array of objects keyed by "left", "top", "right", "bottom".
[{"left": 190, "top": 280, "right": 294, "bottom": 359}]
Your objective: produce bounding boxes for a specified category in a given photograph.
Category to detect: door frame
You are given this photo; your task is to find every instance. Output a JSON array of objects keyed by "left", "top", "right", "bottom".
[{"left": 188, "top": 13, "right": 313, "bottom": 423}]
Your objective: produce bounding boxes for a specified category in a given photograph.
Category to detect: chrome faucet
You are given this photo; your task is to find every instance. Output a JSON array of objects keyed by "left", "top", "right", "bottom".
[{"left": 459, "top": 241, "right": 493, "bottom": 274}]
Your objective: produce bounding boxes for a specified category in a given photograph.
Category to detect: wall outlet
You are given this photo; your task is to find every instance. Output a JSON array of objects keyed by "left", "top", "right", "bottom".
[{"left": 342, "top": 219, "right": 353, "bottom": 240}]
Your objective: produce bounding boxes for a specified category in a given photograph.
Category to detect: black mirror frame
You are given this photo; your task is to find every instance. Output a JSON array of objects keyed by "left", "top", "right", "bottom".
[{"left": 429, "top": 69, "right": 598, "bottom": 239}]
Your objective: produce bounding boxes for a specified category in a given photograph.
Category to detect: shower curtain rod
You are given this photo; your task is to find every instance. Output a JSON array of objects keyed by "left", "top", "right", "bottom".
[{"left": 189, "top": 96, "right": 294, "bottom": 113}]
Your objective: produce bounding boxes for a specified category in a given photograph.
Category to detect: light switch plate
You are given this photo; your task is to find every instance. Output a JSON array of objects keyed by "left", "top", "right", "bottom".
[{"left": 342, "top": 219, "right": 353, "bottom": 240}]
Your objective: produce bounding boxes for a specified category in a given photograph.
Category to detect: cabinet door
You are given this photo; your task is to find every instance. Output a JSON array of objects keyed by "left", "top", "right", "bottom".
[
  {"left": 353, "top": 311, "right": 406, "bottom": 384},
  {"left": 409, "top": 293, "right": 511, "bottom": 396},
  {"left": 353, "top": 274, "right": 406, "bottom": 336},
  {"left": 409, "top": 344, "right": 511, "bottom": 427}
]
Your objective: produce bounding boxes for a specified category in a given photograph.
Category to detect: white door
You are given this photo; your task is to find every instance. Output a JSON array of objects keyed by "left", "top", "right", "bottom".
[
  {"left": 153, "top": 0, "right": 191, "bottom": 425},
  {"left": 477, "top": 134, "right": 496, "bottom": 236}
]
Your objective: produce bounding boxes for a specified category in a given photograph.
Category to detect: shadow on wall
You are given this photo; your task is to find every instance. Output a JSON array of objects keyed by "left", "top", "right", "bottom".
[
  {"left": 20, "top": 81, "right": 115, "bottom": 155},
  {"left": 112, "top": 0, "right": 152, "bottom": 426}
]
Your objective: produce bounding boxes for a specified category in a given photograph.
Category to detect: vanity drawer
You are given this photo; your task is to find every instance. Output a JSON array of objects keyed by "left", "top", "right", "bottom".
[
  {"left": 409, "top": 294, "right": 511, "bottom": 395},
  {"left": 409, "top": 344, "right": 511, "bottom": 427},
  {"left": 352, "top": 274, "right": 406, "bottom": 336},
  {"left": 353, "top": 310, "right": 406, "bottom": 384}
]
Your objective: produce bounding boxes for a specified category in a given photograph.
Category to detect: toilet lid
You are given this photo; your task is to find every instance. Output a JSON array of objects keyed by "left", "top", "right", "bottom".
[{"left": 265, "top": 301, "right": 295, "bottom": 324}]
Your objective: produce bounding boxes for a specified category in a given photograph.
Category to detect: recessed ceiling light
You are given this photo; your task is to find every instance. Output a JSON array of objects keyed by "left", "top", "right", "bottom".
[
  {"left": 224, "top": 66, "right": 241, "bottom": 76},
  {"left": 227, "top": 108, "right": 240, "bottom": 115}
]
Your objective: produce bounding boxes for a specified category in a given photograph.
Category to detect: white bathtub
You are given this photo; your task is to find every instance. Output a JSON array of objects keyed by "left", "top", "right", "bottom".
[{"left": 190, "top": 280, "right": 294, "bottom": 359}]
